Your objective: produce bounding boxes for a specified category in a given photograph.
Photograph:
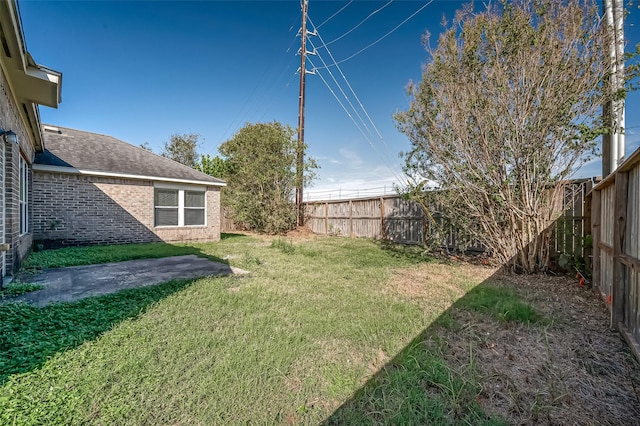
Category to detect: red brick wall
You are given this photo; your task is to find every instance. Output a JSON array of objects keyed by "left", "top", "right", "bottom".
[{"left": 32, "top": 172, "right": 222, "bottom": 247}]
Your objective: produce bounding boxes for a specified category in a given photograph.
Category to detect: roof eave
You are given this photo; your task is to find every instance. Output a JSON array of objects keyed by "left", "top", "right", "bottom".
[{"left": 18, "top": 62, "right": 62, "bottom": 108}]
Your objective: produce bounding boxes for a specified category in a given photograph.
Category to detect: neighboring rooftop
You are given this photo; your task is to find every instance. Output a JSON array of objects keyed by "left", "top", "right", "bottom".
[{"left": 34, "top": 125, "right": 225, "bottom": 185}]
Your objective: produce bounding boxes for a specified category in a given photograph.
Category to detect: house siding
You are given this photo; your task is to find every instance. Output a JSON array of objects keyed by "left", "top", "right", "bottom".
[
  {"left": 32, "top": 172, "right": 221, "bottom": 247},
  {"left": 0, "top": 62, "right": 36, "bottom": 274}
]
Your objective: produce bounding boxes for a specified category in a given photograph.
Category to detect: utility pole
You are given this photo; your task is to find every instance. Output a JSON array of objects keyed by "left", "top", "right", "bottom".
[
  {"left": 296, "top": 0, "right": 309, "bottom": 226},
  {"left": 602, "top": 0, "right": 625, "bottom": 177}
]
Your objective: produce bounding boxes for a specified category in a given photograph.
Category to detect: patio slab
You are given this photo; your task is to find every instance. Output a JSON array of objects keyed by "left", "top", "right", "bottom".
[{"left": 6, "top": 255, "right": 246, "bottom": 307}]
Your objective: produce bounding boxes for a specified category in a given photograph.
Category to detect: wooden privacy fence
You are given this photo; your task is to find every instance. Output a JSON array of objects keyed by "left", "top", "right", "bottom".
[
  {"left": 221, "top": 208, "right": 237, "bottom": 232},
  {"left": 591, "top": 147, "right": 640, "bottom": 361},
  {"left": 304, "top": 195, "right": 479, "bottom": 249},
  {"left": 304, "top": 179, "right": 591, "bottom": 262}
]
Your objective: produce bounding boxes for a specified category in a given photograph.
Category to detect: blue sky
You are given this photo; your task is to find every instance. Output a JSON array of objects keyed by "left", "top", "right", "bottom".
[{"left": 18, "top": 0, "right": 640, "bottom": 200}]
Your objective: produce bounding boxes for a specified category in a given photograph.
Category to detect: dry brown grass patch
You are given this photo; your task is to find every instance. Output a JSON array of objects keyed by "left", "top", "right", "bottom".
[
  {"left": 386, "top": 262, "right": 497, "bottom": 312},
  {"left": 440, "top": 272, "right": 640, "bottom": 424}
]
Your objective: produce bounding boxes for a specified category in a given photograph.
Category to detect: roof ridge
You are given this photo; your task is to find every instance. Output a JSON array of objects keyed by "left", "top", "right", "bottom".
[{"left": 42, "top": 124, "right": 119, "bottom": 140}]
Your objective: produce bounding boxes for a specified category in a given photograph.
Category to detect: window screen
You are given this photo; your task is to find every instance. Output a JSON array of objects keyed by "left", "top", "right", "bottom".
[
  {"left": 154, "top": 189, "right": 179, "bottom": 226},
  {"left": 155, "top": 189, "right": 178, "bottom": 207},
  {"left": 184, "top": 191, "right": 205, "bottom": 225},
  {"left": 154, "top": 188, "right": 206, "bottom": 227}
]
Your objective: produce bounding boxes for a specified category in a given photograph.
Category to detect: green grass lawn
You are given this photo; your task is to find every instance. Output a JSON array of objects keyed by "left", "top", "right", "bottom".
[{"left": 0, "top": 235, "right": 529, "bottom": 425}]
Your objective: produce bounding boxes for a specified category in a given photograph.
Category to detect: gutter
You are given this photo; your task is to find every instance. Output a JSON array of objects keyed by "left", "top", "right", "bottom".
[{"left": 32, "top": 164, "right": 227, "bottom": 187}]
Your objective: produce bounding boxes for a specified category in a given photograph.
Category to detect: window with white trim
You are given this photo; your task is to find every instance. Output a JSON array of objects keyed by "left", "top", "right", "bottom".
[
  {"left": 154, "top": 188, "right": 206, "bottom": 227},
  {"left": 19, "top": 155, "right": 29, "bottom": 235}
]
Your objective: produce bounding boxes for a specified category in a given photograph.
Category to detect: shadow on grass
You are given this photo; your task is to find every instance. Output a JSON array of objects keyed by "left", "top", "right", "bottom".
[
  {"left": 320, "top": 259, "right": 640, "bottom": 425},
  {"left": 375, "top": 240, "right": 438, "bottom": 264},
  {"left": 321, "top": 269, "right": 550, "bottom": 425},
  {"left": 220, "top": 233, "right": 246, "bottom": 240},
  {"left": 0, "top": 278, "right": 197, "bottom": 385}
]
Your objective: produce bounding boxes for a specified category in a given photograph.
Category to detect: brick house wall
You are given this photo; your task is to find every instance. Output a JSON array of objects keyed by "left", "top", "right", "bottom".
[
  {"left": 0, "top": 62, "right": 36, "bottom": 274},
  {"left": 32, "top": 172, "right": 222, "bottom": 247}
]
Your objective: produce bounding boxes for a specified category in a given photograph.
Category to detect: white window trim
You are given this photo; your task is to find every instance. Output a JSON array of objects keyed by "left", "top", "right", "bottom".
[
  {"left": 19, "top": 155, "right": 29, "bottom": 236},
  {"left": 154, "top": 186, "right": 207, "bottom": 228}
]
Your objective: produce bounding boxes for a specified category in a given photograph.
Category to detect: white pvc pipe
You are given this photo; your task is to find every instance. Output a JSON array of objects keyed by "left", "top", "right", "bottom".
[
  {"left": 614, "top": 0, "right": 625, "bottom": 167},
  {"left": 604, "top": 0, "right": 624, "bottom": 173}
]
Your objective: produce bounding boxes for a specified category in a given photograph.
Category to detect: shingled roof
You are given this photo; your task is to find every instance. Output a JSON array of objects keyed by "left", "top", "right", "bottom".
[{"left": 34, "top": 125, "right": 225, "bottom": 186}]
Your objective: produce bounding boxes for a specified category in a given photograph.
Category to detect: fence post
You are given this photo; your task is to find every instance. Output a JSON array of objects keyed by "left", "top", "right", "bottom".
[
  {"left": 583, "top": 181, "right": 593, "bottom": 274},
  {"left": 591, "top": 188, "right": 601, "bottom": 292},
  {"left": 380, "top": 197, "right": 385, "bottom": 240},
  {"left": 612, "top": 171, "right": 629, "bottom": 328},
  {"left": 349, "top": 199, "right": 353, "bottom": 237},
  {"left": 325, "top": 201, "right": 328, "bottom": 235}
]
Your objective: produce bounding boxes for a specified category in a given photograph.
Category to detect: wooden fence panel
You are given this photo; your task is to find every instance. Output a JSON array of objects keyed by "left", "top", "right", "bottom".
[
  {"left": 351, "top": 198, "right": 383, "bottom": 239},
  {"left": 547, "top": 181, "right": 590, "bottom": 265},
  {"left": 221, "top": 208, "right": 237, "bottom": 232},
  {"left": 327, "top": 201, "right": 350, "bottom": 236},
  {"left": 383, "top": 197, "right": 424, "bottom": 244},
  {"left": 601, "top": 185, "right": 616, "bottom": 247},
  {"left": 626, "top": 165, "right": 640, "bottom": 343},
  {"left": 592, "top": 146, "right": 640, "bottom": 362},
  {"left": 598, "top": 184, "right": 616, "bottom": 301},
  {"left": 305, "top": 202, "right": 327, "bottom": 235}
]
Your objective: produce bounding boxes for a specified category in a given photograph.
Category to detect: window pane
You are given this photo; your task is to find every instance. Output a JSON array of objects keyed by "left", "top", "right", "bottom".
[
  {"left": 155, "top": 189, "right": 178, "bottom": 207},
  {"left": 20, "top": 204, "right": 25, "bottom": 234},
  {"left": 155, "top": 208, "right": 178, "bottom": 226},
  {"left": 19, "top": 157, "right": 28, "bottom": 234},
  {"left": 184, "top": 209, "right": 205, "bottom": 226},
  {"left": 20, "top": 159, "right": 26, "bottom": 202},
  {"left": 185, "top": 191, "right": 205, "bottom": 208}
]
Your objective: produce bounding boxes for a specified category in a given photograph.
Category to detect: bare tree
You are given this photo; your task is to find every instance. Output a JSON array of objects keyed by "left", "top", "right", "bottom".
[{"left": 395, "top": 0, "right": 618, "bottom": 273}]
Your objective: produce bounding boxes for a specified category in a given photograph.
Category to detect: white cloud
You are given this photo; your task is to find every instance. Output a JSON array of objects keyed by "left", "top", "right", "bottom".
[{"left": 338, "top": 147, "right": 364, "bottom": 168}]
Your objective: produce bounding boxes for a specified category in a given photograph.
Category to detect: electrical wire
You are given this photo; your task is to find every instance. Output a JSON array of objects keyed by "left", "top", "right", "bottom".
[
  {"left": 322, "top": 0, "right": 393, "bottom": 47},
  {"left": 315, "top": 0, "right": 353, "bottom": 29},
  {"left": 307, "top": 55, "right": 406, "bottom": 185},
  {"left": 217, "top": 13, "right": 300, "bottom": 143},
  {"left": 307, "top": 37, "right": 376, "bottom": 140},
  {"left": 308, "top": 18, "right": 406, "bottom": 180},
  {"left": 316, "top": 0, "right": 434, "bottom": 69},
  {"left": 309, "top": 17, "right": 388, "bottom": 144},
  {"left": 307, "top": 56, "right": 371, "bottom": 143}
]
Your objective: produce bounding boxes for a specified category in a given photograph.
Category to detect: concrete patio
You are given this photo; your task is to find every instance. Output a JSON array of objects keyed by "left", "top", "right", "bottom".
[{"left": 6, "top": 255, "right": 247, "bottom": 307}]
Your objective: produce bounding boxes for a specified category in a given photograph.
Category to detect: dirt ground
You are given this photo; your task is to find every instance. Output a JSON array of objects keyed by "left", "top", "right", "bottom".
[{"left": 442, "top": 271, "right": 640, "bottom": 425}]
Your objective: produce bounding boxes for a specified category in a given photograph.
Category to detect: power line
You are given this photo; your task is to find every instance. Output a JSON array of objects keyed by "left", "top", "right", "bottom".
[
  {"left": 306, "top": 53, "right": 406, "bottom": 185},
  {"left": 323, "top": 0, "right": 393, "bottom": 47},
  {"left": 307, "top": 18, "right": 406, "bottom": 183},
  {"left": 316, "top": 0, "right": 353, "bottom": 29},
  {"left": 307, "top": 56, "right": 371, "bottom": 143},
  {"left": 307, "top": 37, "right": 376, "bottom": 139},
  {"left": 316, "top": 0, "right": 434, "bottom": 69},
  {"left": 217, "top": 18, "right": 300, "bottom": 144},
  {"left": 304, "top": 185, "right": 402, "bottom": 201},
  {"left": 255, "top": 72, "right": 298, "bottom": 123},
  {"left": 309, "top": 18, "right": 392, "bottom": 147}
]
